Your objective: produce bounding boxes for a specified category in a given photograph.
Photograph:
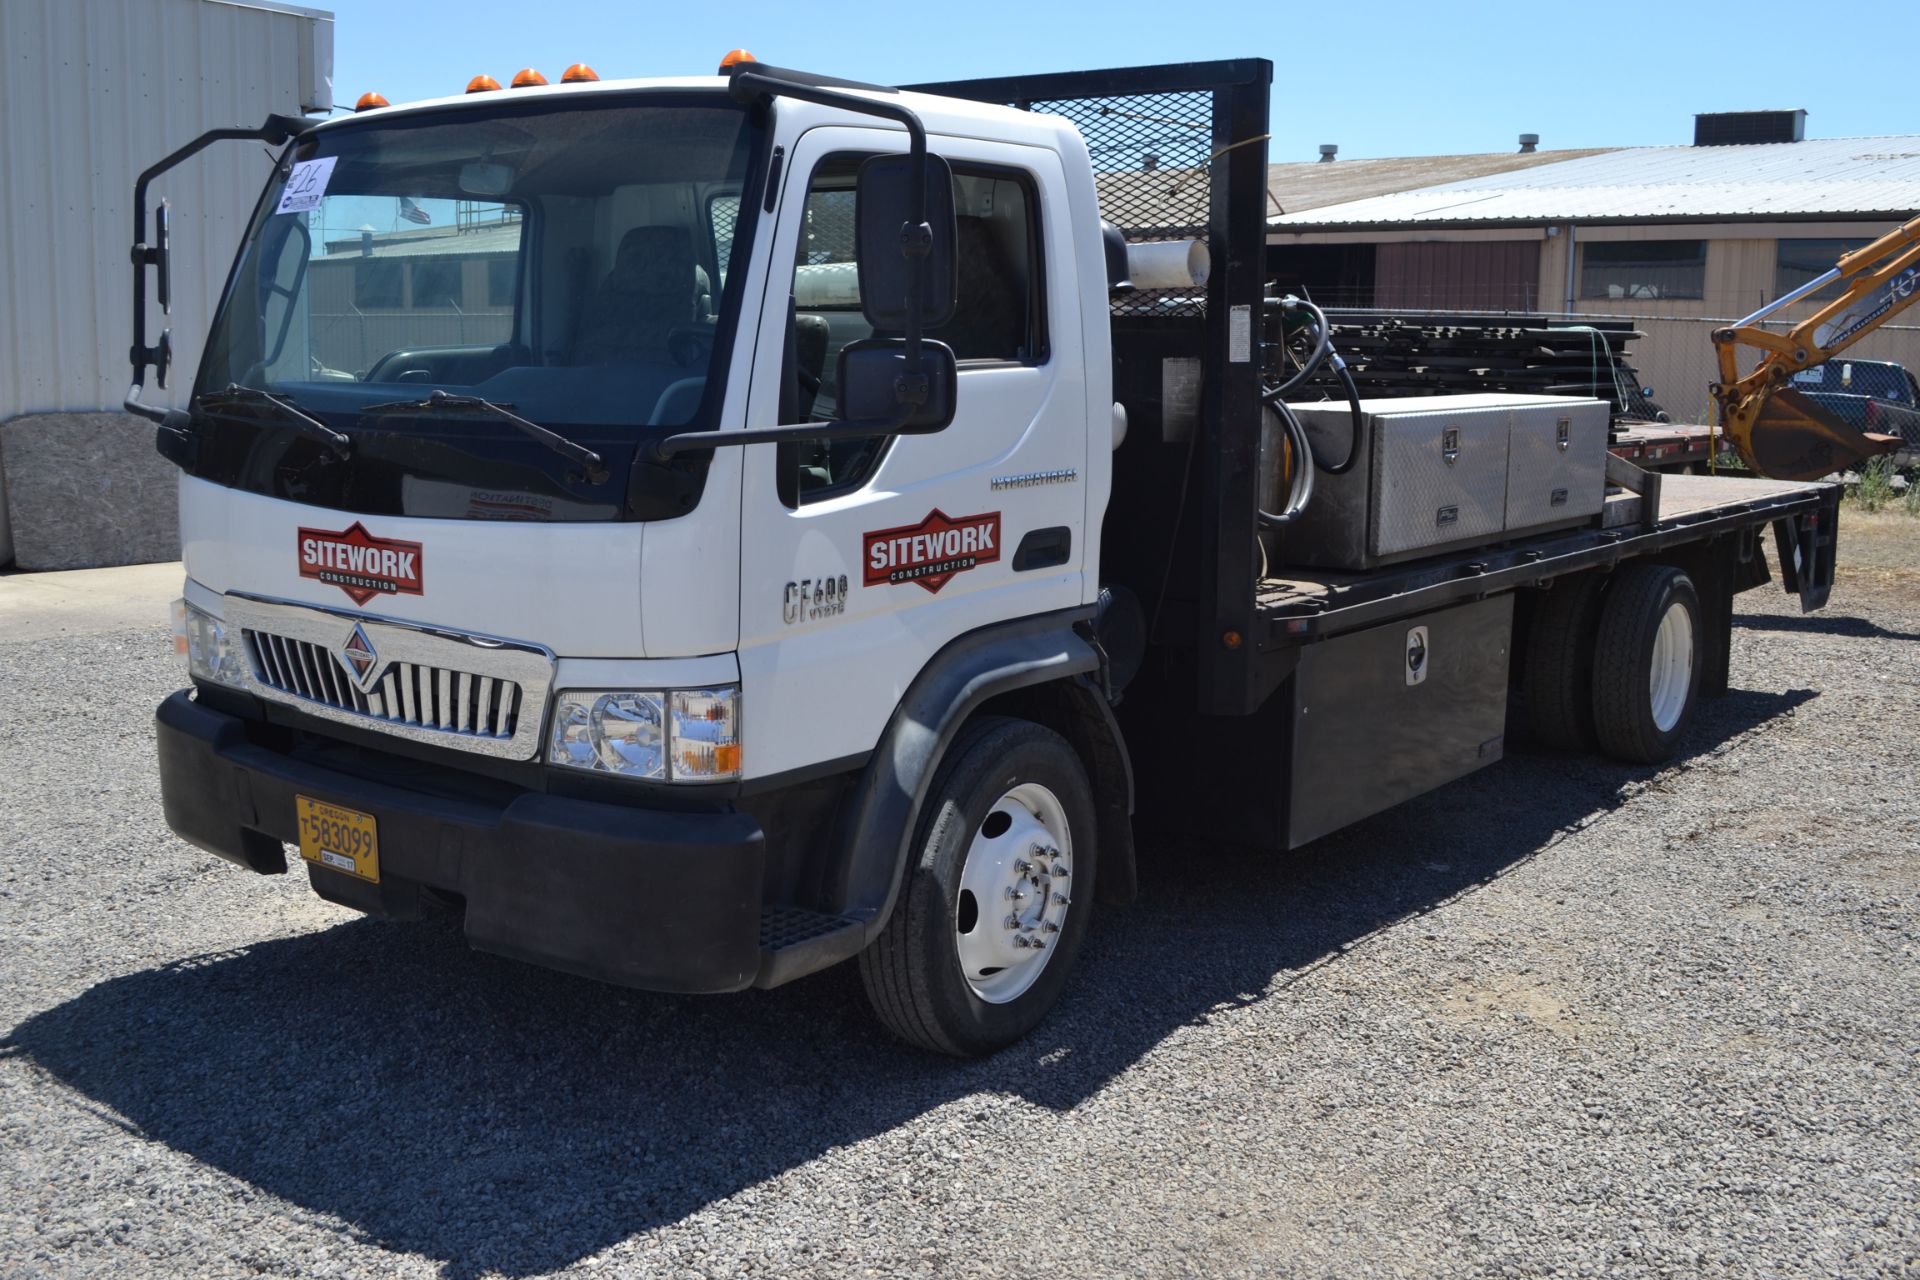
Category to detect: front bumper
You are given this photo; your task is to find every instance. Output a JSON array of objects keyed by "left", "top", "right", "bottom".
[{"left": 156, "top": 690, "right": 766, "bottom": 993}]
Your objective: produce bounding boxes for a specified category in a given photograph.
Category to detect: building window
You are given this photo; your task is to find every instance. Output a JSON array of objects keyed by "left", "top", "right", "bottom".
[
  {"left": 411, "top": 260, "right": 462, "bottom": 309},
  {"left": 1579, "top": 241, "right": 1706, "bottom": 300},
  {"left": 1776, "top": 238, "right": 1872, "bottom": 302},
  {"left": 354, "top": 259, "right": 404, "bottom": 309}
]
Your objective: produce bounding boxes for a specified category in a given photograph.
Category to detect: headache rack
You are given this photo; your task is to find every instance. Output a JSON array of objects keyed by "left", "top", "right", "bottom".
[{"left": 912, "top": 60, "right": 1278, "bottom": 714}]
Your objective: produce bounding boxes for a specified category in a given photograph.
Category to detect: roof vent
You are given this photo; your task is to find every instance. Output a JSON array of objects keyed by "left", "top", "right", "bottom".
[
  {"left": 1518, "top": 133, "right": 1539, "bottom": 153},
  {"left": 1694, "top": 110, "right": 1806, "bottom": 146},
  {"left": 1318, "top": 144, "right": 1337, "bottom": 163}
]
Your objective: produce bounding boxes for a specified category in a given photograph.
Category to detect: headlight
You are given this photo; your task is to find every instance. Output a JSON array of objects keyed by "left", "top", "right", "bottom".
[
  {"left": 172, "top": 598, "right": 249, "bottom": 689},
  {"left": 548, "top": 685, "right": 740, "bottom": 783}
]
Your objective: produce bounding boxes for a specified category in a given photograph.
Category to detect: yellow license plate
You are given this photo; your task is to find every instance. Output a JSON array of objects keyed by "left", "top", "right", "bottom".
[{"left": 295, "top": 796, "right": 380, "bottom": 883}]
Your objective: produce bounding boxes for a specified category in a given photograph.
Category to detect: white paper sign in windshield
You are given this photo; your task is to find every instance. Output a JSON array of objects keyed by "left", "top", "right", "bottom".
[{"left": 276, "top": 157, "right": 338, "bottom": 215}]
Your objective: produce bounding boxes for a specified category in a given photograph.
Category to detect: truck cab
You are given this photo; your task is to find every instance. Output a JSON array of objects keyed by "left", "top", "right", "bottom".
[{"left": 152, "top": 61, "right": 1131, "bottom": 1054}]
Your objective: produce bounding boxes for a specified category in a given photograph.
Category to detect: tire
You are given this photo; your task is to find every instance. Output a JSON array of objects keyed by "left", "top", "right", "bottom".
[
  {"left": 858, "top": 716, "right": 1097, "bottom": 1057},
  {"left": 1591, "top": 563, "right": 1703, "bottom": 765},
  {"left": 1522, "top": 571, "right": 1609, "bottom": 751}
]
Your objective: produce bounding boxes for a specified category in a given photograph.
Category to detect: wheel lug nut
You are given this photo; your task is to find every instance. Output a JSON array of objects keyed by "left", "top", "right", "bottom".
[
  {"left": 1012, "top": 935, "right": 1033, "bottom": 949},
  {"left": 1006, "top": 886, "right": 1027, "bottom": 901},
  {"left": 1053, "top": 893, "right": 1069, "bottom": 905},
  {"left": 1042, "top": 920, "right": 1060, "bottom": 933},
  {"left": 1014, "top": 859, "right": 1033, "bottom": 874},
  {"left": 1004, "top": 913, "right": 1021, "bottom": 930},
  {"left": 1051, "top": 864, "right": 1068, "bottom": 878}
]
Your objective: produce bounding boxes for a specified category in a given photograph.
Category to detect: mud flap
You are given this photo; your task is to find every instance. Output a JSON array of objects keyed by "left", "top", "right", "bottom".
[
  {"left": 1771, "top": 507, "right": 1836, "bottom": 613},
  {"left": 1748, "top": 387, "right": 1902, "bottom": 482}
]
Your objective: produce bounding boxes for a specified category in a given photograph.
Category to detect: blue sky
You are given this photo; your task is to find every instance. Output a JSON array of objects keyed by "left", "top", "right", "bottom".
[{"left": 327, "top": 0, "right": 1912, "bottom": 159}]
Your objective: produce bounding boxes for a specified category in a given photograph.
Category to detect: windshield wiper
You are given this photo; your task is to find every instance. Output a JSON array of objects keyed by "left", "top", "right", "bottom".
[
  {"left": 193, "top": 384, "right": 352, "bottom": 458},
  {"left": 361, "top": 390, "right": 609, "bottom": 485}
]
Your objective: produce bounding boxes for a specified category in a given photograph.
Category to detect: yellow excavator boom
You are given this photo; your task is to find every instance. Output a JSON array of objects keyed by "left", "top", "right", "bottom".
[{"left": 1712, "top": 212, "right": 1920, "bottom": 480}]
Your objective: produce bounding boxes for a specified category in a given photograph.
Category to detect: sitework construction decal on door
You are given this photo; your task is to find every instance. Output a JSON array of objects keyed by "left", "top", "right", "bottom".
[
  {"left": 298, "top": 522, "right": 426, "bottom": 606},
  {"left": 863, "top": 509, "right": 1002, "bottom": 594}
]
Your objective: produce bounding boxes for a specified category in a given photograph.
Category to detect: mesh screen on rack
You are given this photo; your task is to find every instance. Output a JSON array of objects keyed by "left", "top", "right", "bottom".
[{"left": 1024, "top": 90, "right": 1216, "bottom": 318}]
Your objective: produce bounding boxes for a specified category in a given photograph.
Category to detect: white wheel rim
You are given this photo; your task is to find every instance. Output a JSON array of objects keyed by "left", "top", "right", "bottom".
[
  {"left": 1647, "top": 598, "right": 1695, "bottom": 733},
  {"left": 954, "top": 782, "right": 1072, "bottom": 1004}
]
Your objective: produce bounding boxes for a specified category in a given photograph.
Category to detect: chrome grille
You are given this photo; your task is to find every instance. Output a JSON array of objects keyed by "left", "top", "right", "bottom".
[
  {"left": 221, "top": 594, "right": 555, "bottom": 761},
  {"left": 245, "top": 630, "right": 522, "bottom": 740}
]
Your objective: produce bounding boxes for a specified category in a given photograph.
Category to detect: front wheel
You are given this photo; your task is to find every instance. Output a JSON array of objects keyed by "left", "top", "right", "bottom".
[{"left": 858, "top": 716, "right": 1097, "bottom": 1056}]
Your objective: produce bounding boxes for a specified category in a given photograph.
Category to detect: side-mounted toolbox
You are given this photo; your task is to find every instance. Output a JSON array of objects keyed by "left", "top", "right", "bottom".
[{"left": 1280, "top": 393, "right": 1611, "bottom": 570}]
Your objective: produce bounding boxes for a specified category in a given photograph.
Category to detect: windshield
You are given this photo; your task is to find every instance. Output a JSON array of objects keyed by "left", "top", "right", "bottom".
[{"left": 193, "top": 93, "right": 762, "bottom": 521}]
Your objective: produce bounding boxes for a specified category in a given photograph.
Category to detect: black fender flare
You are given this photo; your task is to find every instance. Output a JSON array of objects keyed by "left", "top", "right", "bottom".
[{"left": 825, "top": 607, "right": 1133, "bottom": 946}]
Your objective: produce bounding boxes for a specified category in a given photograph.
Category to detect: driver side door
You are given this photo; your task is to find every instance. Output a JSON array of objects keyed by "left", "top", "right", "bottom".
[{"left": 734, "top": 125, "right": 1090, "bottom": 781}]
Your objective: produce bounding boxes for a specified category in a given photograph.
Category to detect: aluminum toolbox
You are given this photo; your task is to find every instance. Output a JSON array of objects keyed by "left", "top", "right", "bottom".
[
  {"left": 1505, "top": 398, "right": 1610, "bottom": 533},
  {"left": 1280, "top": 394, "right": 1609, "bottom": 570}
]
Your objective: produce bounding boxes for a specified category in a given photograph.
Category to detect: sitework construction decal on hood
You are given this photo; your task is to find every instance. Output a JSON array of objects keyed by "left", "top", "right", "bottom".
[
  {"left": 298, "top": 522, "right": 425, "bottom": 606},
  {"left": 863, "top": 509, "right": 1001, "bottom": 595}
]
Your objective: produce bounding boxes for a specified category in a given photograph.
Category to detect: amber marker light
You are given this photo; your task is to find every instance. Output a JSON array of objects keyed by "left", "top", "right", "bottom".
[
  {"left": 718, "top": 48, "right": 755, "bottom": 72},
  {"left": 561, "top": 63, "right": 600, "bottom": 83},
  {"left": 354, "top": 91, "right": 389, "bottom": 111},
  {"left": 466, "top": 74, "right": 502, "bottom": 93},
  {"left": 510, "top": 68, "right": 548, "bottom": 88}
]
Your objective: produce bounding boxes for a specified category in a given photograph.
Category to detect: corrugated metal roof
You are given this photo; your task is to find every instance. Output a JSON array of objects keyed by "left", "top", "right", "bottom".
[
  {"left": 0, "top": 0, "right": 333, "bottom": 422},
  {"left": 1271, "top": 135, "right": 1920, "bottom": 229},
  {"left": 1267, "top": 148, "right": 1616, "bottom": 216}
]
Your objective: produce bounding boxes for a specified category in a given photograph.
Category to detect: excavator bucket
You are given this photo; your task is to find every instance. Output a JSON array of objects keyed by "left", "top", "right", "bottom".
[{"left": 1739, "top": 386, "right": 1903, "bottom": 482}]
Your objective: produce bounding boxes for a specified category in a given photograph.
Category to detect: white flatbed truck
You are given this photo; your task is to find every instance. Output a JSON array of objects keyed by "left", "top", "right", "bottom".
[{"left": 130, "top": 57, "right": 1841, "bottom": 1054}]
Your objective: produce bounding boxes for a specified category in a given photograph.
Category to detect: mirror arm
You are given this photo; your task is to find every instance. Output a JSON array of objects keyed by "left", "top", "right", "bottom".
[
  {"left": 726, "top": 66, "right": 934, "bottom": 412},
  {"left": 650, "top": 412, "right": 920, "bottom": 462},
  {"left": 127, "top": 113, "right": 316, "bottom": 422}
]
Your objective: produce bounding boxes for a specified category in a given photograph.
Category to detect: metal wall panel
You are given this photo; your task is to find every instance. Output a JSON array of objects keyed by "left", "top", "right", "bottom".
[
  {"left": 1375, "top": 240, "right": 1540, "bottom": 311},
  {"left": 0, "top": 0, "right": 333, "bottom": 422}
]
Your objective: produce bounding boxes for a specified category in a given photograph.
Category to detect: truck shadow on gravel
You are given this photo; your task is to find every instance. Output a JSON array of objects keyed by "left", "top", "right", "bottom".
[
  {"left": 1733, "top": 610, "right": 1920, "bottom": 643},
  {"left": 2, "top": 686, "right": 1813, "bottom": 1277}
]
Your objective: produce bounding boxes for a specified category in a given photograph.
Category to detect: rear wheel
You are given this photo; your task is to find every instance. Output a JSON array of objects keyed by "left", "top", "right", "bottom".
[
  {"left": 859, "top": 716, "right": 1097, "bottom": 1056},
  {"left": 1591, "top": 563, "right": 1703, "bottom": 764},
  {"left": 1522, "top": 571, "right": 1608, "bottom": 750}
]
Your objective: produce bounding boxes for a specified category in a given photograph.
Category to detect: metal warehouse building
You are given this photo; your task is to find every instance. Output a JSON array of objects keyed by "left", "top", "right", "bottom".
[
  {"left": 0, "top": 0, "right": 333, "bottom": 569},
  {"left": 1265, "top": 114, "right": 1920, "bottom": 425}
]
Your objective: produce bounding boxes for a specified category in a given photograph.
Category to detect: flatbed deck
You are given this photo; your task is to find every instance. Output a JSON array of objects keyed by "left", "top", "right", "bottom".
[
  {"left": 1255, "top": 473, "right": 1834, "bottom": 645},
  {"left": 1610, "top": 420, "right": 1716, "bottom": 469}
]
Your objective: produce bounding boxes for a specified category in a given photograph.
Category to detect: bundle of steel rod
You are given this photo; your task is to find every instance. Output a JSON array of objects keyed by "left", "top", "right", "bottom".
[{"left": 1298, "top": 311, "right": 1658, "bottom": 418}]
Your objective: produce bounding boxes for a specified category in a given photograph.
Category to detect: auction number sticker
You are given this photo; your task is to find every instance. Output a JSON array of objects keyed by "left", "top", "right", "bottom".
[{"left": 276, "top": 157, "right": 338, "bottom": 215}]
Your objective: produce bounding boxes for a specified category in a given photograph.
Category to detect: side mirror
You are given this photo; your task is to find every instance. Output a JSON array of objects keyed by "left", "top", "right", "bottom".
[
  {"left": 839, "top": 337, "right": 957, "bottom": 431},
  {"left": 855, "top": 153, "right": 956, "bottom": 331}
]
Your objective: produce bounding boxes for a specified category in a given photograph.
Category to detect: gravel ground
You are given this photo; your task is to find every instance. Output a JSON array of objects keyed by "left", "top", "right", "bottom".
[{"left": 1, "top": 550, "right": 1915, "bottom": 1279}]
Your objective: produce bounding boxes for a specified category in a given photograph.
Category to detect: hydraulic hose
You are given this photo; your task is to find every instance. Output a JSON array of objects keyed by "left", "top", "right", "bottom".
[
  {"left": 1260, "top": 295, "right": 1363, "bottom": 478},
  {"left": 1256, "top": 399, "right": 1315, "bottom": 528},
  {"left": 1317, "top": 351, "right": 1364, "bottom": 476}
]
